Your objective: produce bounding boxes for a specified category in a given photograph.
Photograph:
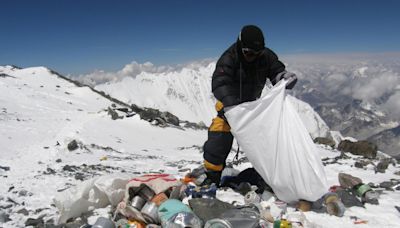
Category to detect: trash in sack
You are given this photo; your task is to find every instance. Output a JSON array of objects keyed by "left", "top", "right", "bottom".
[
  {"left": 224, "top": 80, "right": 328, "bottom": 203},
  {"left": 169, "top": 184, "right": 187, "bottom": 200},
  {"left": 115, "top": 173, "right": 182, "bottom": 225},
  {"left": 271, "top": 200, "right": 287, "bottom": 219},
  {"left": 115, "top": 201, "right": 147, "bottom": 223},
  {"left": 204, "top": 207, "right": 262, "bottom": 228},
  {"left": 204, "top": 218, "right": 232, "bottom": 228},
  {"left": 335, "top": 189, "right": 364, "bottom": 208},
  {"left": 354, "top": 184, "right": 379, "bottom": 205},
  {"left": 141, "top": 201, "right": 160, "bottom": 224},
  {"left": 309, "top": 192, "right": 347, "bottom": 217},
  {"left": 123, "top": 174, "right": 180, "bottom": 204},
  {"left": 244, "top": 191, "right": 261, "bottom": 205},
  {"left": 185, "top": 183, "right": 217, "bottom": 198},
  {"left": 54, "top": 173, "right": 133, "bottom": 224},
  {"left": 158, "top": 199, "right": 193, "bottom": 226},
  {"left": 164, "top": 211, "right": 202, "bottom": 228},
  {"left": 151, "top": 192, "right": 169, "bottom": 206},
  {"left": 296, "top": 200, "right": 312, "bottom": 212},
  {"left": 92, "top": 217, "right": 115, "bottom": 228},
  {"left": 130, "top": 195, "right": 146, "bottom": 210},
  {"left": 188, "top": 198, "right": 236, "bottom": 222},
  {"left": 338, "top": 173, "right": 379, "bottom": 205},
  {"left": 273, "top": 219, "right": 292, "bottom": 228}
]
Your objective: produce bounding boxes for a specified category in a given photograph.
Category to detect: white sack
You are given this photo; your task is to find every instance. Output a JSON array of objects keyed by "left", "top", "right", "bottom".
[
  {"left": 54, "top": 173, "right": 133, "bottom": 224},
  {"left": 225, "top": 80, "right": 328, "bottom": 203}
]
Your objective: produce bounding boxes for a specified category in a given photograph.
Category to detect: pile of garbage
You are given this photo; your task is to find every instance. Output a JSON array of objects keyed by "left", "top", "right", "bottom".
[{"left": 61, "top": 167, "right": 380, "bottom": 228}]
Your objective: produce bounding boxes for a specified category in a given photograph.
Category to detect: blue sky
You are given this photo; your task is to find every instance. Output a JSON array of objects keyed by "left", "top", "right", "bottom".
[{"left": 1, "top": 0, "right": 399, "bottom": 75}]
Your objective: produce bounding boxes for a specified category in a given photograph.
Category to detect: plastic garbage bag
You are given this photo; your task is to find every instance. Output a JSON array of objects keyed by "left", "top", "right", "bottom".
[
  {"left": 54, "top": 173, "right": 133, "bottom": 224},
  {"left": 224, "top": 80, "right": 328, "bottom": 203}
]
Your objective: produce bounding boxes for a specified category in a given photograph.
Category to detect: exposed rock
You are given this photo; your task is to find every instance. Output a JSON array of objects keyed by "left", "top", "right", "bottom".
[
  {"left": 74, "top": 172, "right": 85, "bottom": 181},
  {"left": 56, "top": 159, "right": 62, "bottom": 163},
  {"left": 338, "top": 140, "right": 377, "bottom": 159},
  {"left": 368, "top": 182, "right": 379, "bottom": 188},
  {"left": 314, "top": 137, "right": 336, "bottom": 148},
  {"left": 16, "top": 208, "right": 29, "bottom": 216},
  {"left": 44, "top": 167, "right": 56, "bottom": 175},
  {"left": 152, "top": 117, "right": 167, "bottom": 126},
  {"left": 354, "top": 161, "right": 364, "bottom": 168},
  {"left": 18, "top": 189, "right": 29, "bottom": 196},
  {"left": 63, "top": 165, "right": 79, "bottom": 172},
  {"left": 139, "top": 107, "right": 180, "bottom": 126},
  {"left": 336, "top": 189, "right": 364, "bottom": 208},
  {"left": 0, "top": 211, "right": 11, "bottom": 223},
  {"left": 354, "top": 159, "right": 372, "bottom": 169},
  {"left": 394, "top": 171, "right": 400, "bottom": 176},
  {"left": 67, "top": 140, "right": 79, "bottom": 151},
  {"left": 380, "top": 181, "right": 395, "bottom": 190},
  {"left": 0, "top": 204, "right": 12, "bottom": 210},
  {"left": 116, "top": 107, "right": 129, "bottom": 113},
  {"left": 25, "top": 215, "right": 45, "bottom": 227},
  {"left": 160, "top": 111, "right": 179, "bottom": 126},
  {"left": 182, "top": 121, "right": 208, "bottom": 130},
  {"left": 107, "top": 107, "right": 123, "bottom": 120},
  {"left": 0, "top": 73, "right": 15, "bottom": 78},
  {"left": 0, "top": 166, "right": 10, "bottom": 171},
  {"left": 367, "top": 125, "right": 400, "bottom": 159},
  {"left": 338, "top": 173, "right": 362, "bottom": 188},
  {"left": 376, "top": 159, "right": 390, "bottom": 173}
]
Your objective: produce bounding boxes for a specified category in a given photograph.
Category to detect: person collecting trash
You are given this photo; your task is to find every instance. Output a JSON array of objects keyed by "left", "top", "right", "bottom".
[
  {"left": 200, "top": 25, "right": 297, "bottom": 186},
  {"left": 186, "top": 25, "right": 339, "bottom": 217}
]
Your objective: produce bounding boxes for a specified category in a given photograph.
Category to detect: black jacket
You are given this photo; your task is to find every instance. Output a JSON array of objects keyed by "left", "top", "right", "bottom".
[{"left": 212, "top": 42, "right": 285, "bottom": 107}]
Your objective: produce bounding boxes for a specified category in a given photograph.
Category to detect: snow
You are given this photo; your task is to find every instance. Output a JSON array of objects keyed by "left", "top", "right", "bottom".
[
  {"left": 354, "top": 67, "right": 369, "bottom": 78},
  {"left": 1, "top": 65, "right": 400, "bottom": 227},
  {"left": 95, "top": 63, "right": 331, "bottom": 139},
  {"left": 95, "top": 63, "right": 216, "bottom": 126}
]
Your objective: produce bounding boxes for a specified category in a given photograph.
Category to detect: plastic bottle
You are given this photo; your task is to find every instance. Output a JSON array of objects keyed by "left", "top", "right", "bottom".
[
  {"left": 273, "top": 219, "right": 292, "bottom": 228},
  {"left": 363, "top": 190, "right": 379, "bottom": 205},
  {"left": 185, "top": 183, "right": 217, "bottom": 198},
  {"left": 354, "top": 184, "right": 379, "bottom": 205}
]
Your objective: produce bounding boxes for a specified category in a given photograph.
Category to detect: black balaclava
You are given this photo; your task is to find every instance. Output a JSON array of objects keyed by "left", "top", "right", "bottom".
[
  {"left": 237, "top": 25, "right": 265, "bottom": 64},
  {"left": 239, "top": 25, "right": 265, "bottom": 51}
]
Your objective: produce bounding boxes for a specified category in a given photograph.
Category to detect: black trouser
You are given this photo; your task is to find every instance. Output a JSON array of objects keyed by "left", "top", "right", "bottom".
[{"left": 203, "top": 101, "right": 234, "bottom": 171}]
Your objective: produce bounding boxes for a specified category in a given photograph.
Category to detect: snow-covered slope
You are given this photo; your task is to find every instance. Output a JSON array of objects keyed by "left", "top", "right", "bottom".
[
  {"left": 1, "top": 65, "right": 399, "bottom": 227},
  {"left": 0, "top": 65, "right": 207, "bottom": 227},
  {"left": 95, "top": 63, "right": 216, "bottom": 125},
  {"left": 95, "top": 63, "right": 331, "bottom": 138}
]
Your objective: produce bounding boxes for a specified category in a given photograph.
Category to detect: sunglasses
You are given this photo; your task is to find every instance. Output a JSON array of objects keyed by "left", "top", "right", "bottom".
[{"left": 242, "top": 47, "right": 262, "bottom": 56}]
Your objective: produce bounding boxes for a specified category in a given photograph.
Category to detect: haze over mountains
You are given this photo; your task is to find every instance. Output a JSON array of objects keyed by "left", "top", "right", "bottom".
[{"left": 77, "top": 53, "right": 400, "bottom": 158}]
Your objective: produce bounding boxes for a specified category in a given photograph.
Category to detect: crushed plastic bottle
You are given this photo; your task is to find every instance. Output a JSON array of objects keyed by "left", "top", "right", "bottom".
[
  {"left": 362, "top": 190, "right": 379, "bottom": 205},
  {"left": 354, "top": 184, "right": 379, "bottom": 205}
]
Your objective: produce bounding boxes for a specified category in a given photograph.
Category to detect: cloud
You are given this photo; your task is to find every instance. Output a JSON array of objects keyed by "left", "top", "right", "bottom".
[
  {"left": 283, "top": 52, "right": 400, "bottom": 121},
  {"left": 382, "top": 90, "right": 400, "bottom": 119},
  {"left": 73, "top": 58, "right": 216, "bottom": 86},
  {"left": 351, "top": 71, "right": 400, "bottom": 101}
]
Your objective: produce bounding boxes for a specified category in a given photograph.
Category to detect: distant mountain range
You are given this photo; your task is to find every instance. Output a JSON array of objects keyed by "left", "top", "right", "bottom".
[
  {"left": 85, "top": 54, "right": 400, "bottom": 157},
  {"left": 93, "top": 63, "right": 331, "bottom": 140},
  {"left": 286, "top": 54, "right": 400, "bottom": 157}
]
